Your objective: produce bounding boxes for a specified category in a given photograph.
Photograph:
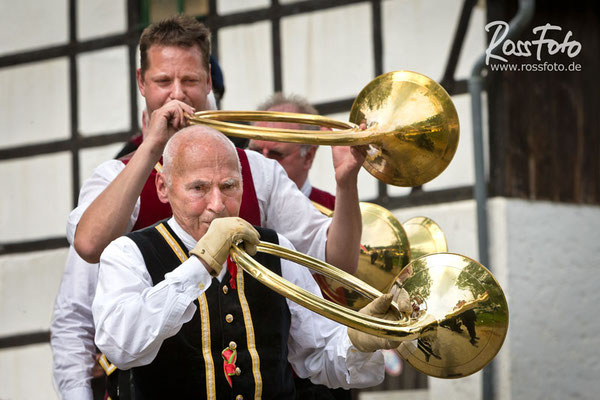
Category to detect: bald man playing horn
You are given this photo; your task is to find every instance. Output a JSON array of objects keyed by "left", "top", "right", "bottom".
[{"left": 92, "top": 126, "right": 410, "bottom": 399}]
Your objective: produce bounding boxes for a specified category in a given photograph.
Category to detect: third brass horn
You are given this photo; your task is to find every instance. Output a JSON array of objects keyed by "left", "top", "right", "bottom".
[{"left": 187, "top": 71, "right": 460, "bottom": 187}]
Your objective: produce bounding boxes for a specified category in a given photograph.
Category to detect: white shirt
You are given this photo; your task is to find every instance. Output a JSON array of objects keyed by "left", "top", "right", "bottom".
[
  {"left": 93, "top": 217, "right": 384, "bottom": 389},
  {"left": 52, "top": 150, "right": 337, "bottom": 398},
  {"left": 50, "top": 247, "right": 98, "bottom": 400}
]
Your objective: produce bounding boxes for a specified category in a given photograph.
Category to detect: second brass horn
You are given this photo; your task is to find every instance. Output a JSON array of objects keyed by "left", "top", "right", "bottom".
[
  {"left": 313, "top": 202, "right": 448, "bottom": 310},
  {"left": 187, "top": 71, "right": 460, "bottom": 187}
]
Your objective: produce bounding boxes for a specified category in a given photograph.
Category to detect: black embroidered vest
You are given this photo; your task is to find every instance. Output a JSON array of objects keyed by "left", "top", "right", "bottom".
[{"left": 126, "top": 220, "right": 295, "bottom": 399}]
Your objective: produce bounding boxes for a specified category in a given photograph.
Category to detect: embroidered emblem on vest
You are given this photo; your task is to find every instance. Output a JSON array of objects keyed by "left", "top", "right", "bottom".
[{"left": 222, "top": 345, "right": 238, "bottom": 387}]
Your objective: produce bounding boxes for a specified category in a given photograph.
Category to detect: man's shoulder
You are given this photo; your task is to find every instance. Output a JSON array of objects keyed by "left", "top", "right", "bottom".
[
  {"left": 243, "top": 148, "right": 278, "bottom": 171},
  {"left": 80, "top": 159, "right": 127, "bottom": 187},
  {"left": 126, "top": 218, "right": 171, "bottom": 242}
]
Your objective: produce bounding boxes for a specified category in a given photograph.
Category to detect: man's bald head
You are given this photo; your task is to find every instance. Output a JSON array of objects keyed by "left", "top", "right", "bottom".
[
  {"left": 162, "top": 125, "right": 241, "bottom": 185},
  {"left": 156, "top": 125, "right": 244, "bottom": 241}
]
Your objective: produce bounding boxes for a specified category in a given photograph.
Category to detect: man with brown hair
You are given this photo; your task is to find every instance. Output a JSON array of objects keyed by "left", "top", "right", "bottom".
[{"left": 71, "top": 14, "right": 362, "bottom": 274}]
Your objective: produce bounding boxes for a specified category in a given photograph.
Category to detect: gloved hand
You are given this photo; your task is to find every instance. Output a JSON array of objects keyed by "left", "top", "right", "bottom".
[
  {"left": 348, "top": 285, "right": 412, "bottom": 352},
  {"left": 189, "top": 217, "right": 260, "bottom": 276}
]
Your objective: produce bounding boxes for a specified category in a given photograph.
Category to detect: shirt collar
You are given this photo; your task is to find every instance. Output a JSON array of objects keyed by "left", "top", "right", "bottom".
[
  {"left": 300, "top": 178, "right": 312, "bottom": 197},
  {"left": 167, "top": 217, "right": 228, "bottom": 280},
  {"left": 167, "top": 217, "right": 197, "bottom": 251}
]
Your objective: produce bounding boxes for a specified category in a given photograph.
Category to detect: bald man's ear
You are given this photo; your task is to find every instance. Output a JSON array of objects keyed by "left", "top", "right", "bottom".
[{"left": 156, "top": 172, "right": 170, "bottom": 204}]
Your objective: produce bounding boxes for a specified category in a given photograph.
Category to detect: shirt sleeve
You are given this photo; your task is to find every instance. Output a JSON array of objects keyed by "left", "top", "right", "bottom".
[
  {"left": 66, "top": 160, "right": 140, "bottom": 244},
  {"left": 246, "top": 150, "right": 332, "bottom": 262},
  {"left": 92, "top": 237, "right": 214, "bottom": 370},
  {"left": 278, "top": 234, "right": 385, "bottom": 389},
  {"left": 50, "top": 247, "right": 98, "bottom": 400}
]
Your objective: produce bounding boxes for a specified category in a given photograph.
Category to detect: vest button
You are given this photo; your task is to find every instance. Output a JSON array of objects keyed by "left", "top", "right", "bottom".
[
  {"left": 235, "top": 367, "right": 241, "bottom": 376},
  {"left": 229, "top": 341, "right": 237, "bottom": 350},
  {"left": 225, "top": 314, "right": 234, "bottom": 323},
  {"left": 222, "top": 285, "right": 229, "bottom": 294},
  {"left": 236, "top": 395, "right": 243, "bottom": 400}
]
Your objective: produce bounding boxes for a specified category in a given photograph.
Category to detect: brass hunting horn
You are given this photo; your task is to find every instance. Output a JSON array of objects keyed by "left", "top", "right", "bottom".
[
  {"left": 230, "top": 243, "right": 508, "bottom": 379},
  {"left": 312, "top": 202, "right": 448, "bottom": 311},
  {"left": 188, "top": 70, "right": 460, "bottom": 187},
  {"left": 231, "top": 205, "right": 507, "bottom": 378}
]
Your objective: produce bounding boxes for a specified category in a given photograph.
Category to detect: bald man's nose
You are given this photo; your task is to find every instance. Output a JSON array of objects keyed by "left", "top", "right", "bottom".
[{"left": 206, "top": 188, "right": 226, "bottom": 213}]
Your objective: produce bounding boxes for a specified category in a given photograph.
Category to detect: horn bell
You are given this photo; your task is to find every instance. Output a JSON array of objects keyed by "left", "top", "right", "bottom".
[
  {"left": 187, "top": 70, "right": 459, "bottom": 187},
  {"left": 403, "top": 216, "right": 448, "bottom": 260},
  {"left": 313, "top": 202, "right": 411, "bottom": 310},
  {"left": 349, "top": 71, "right": 460, "bottom": 187},
  {"left": 394, "top": 253, "right": 509, "bottom": 378}
]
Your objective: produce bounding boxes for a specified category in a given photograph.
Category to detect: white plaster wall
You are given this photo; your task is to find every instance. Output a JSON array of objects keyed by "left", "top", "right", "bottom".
[
  {"left": 0, "top": 58, "right": 71, "bottom": 148},
  {"left": 490, "top": 198, "right": 600, "bottom": 400},
  {"left": 280, "top": 3, "right": 375, "bottom": 104},
  {"left": 0, "top": 2, "right": 128, "bottom": 398},
  {"left": 0, "top": 153, "right": 73, "bottom": 242},
  {"left": 217, "top": 0, "right": 269, "bottom": 15},
  {"left": 0, "top": 249, "right": 68, "bottom": 336},
  {"left": 219, "top": 21, "right": 274, "bottom": 111},
  {"left": 381, "top": 0, "right": 486, "bottom": 82},
  {"left": 0, "top": 248, "right": 68, "bottom": 400},
  {"left": 78, "top": 46, "right": 131, "bottom": 135},
  {"left": 0, "top": 0, "right": 68, "bottom": 56},
  {"left": 77, "top": 0, "right": 127, "bottom": 40},
  {"left": 0, "top": 343, "right": 56, "bottom": 400}
]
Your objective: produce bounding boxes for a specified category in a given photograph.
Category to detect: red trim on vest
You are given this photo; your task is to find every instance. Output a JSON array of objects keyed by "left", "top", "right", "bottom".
[
  {"left": 308, "top": 187, "right": 336, "bottom": 211},
  {"left": 237, "top": 148, "right": 261, "bottom": 226},
  {"left": 130, "top": 134, "right": 143, "bottom": 147},
  {"left": 122, "top": 157, "right": 173, "bottom": 232},
  {"left": 119, "top": 148, "right": 262, "bottom": 232}
]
